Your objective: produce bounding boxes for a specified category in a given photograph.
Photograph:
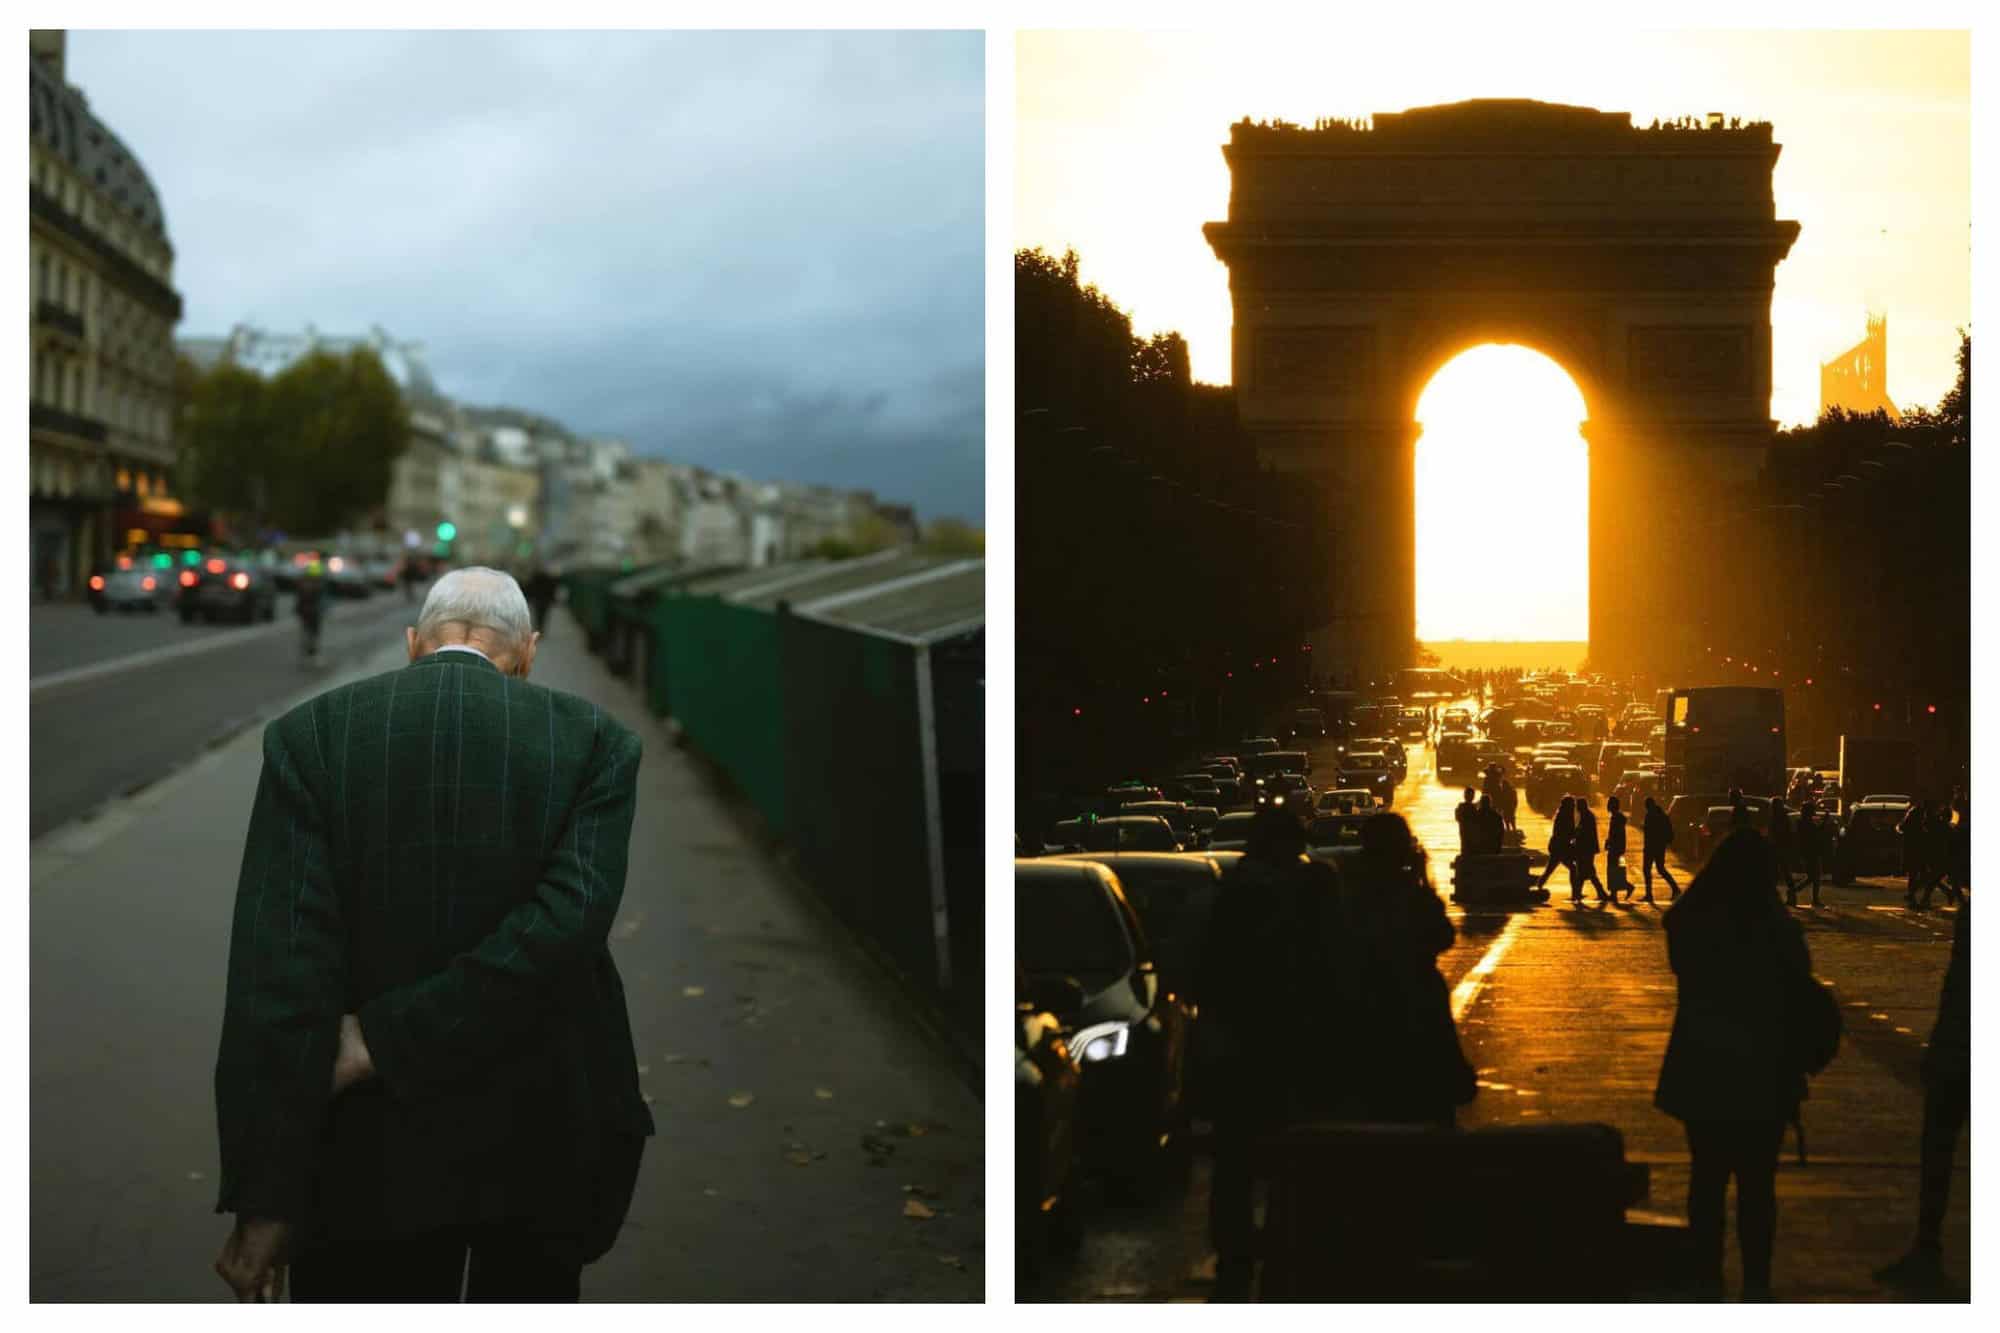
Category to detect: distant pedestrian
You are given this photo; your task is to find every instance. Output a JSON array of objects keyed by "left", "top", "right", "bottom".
[
  {"left": 1769, "top": 796, "right": 1798, "bottom": 904},
  {"left": 212, "top": 568, "right": 651, "bottom": 1303},
  {"left": 1535, "top": 796, "right": 1577, "bottom": 897},
  {"left": 1572, "top": 795, "right": 1608, "bottom": 904},
  {"left": 1730, "top": 787, "right": 1751, "bottom": 829},
  {"left": 1874, "top": 902, "right": 1969, "bottom": 1295},
  {"left": 1454, "top": 787, "right": 1478, "bottom": 855},
  {"left": 1794, "top": 801, "right": 1824, "bottom": 908},
  {"left": 1605, "top": 795, "right": 1631, "bottom": 899},
  {"left": 1498, "top": 774, "right": 1519, "bottom": 833},
  {"left": 526, "top": 565, "right": 560, "bottom": 635},
  {"left": 1641, "top": 796, "right": 1678, "bottom": 903},
  {"left": 1921, "top": 801, "right": 1958, "bottom": 908},
  {"left": 1946, "top": 792, "right": 1970, "bottom": 900},
  {"left": 1466, "top": 795, "right": 1505, "bottom": 856},
  {"left": 1900, "top": 804, "right": 1928, "bottom": 908},
  {"left": 1655, "top": 829, "right": 1816, "bottom": 1301}
]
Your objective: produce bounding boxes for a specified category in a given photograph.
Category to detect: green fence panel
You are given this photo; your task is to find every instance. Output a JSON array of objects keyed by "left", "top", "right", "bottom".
[{"left": 655, "top": 596, "right": 788, "bottom": 831}]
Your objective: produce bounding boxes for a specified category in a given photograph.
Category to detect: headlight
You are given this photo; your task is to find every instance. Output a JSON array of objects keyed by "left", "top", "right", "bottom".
[{"left": 1071, "top": 1022, "right": 1130, "bottom": 1064}]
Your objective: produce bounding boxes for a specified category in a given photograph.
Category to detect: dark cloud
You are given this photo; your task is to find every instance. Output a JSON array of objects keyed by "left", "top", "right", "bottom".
[{"left": 68, "top": 29, "right": 985, "bottom": 522}]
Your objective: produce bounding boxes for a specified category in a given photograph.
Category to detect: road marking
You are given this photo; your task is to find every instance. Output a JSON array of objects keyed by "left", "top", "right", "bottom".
[
  {"left": 30, "top": 620, "right": 293, "bottom": 693},
  {"left": 1451, "top": 913, "right": 1526, "bottom": 1022}
]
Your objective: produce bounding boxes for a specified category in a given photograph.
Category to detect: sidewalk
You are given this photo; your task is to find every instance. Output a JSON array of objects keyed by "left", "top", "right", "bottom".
[{"left": 30, "top": 614, "right": 983, "bottom": 1301}]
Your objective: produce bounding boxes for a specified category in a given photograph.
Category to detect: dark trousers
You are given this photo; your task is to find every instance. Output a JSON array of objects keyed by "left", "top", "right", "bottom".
[
  {"left": 1642, "top": 849, "right": 1677, "bottom": 897},
  {"left": 1571, "top": 852, "right": 1606, "bottom": 899},
  {"left": 1684, "top": 1120, "right": 1785, "bottom": 1297},
  {"left": 291, "top": 1226, "right": 582, "bottom": 1303},
  {"left": 1918, "top": 1076, "right": 1970, "bottom": 1250}
]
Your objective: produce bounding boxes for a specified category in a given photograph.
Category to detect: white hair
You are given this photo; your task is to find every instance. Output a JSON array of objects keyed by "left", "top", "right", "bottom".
[{"left": 416, "top": 566, "right": 534, "bottom": 646}]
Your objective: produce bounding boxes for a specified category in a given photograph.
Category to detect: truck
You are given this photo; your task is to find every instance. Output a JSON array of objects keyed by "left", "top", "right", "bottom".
[{"left": 1837, "top": 735, "right": 1919, "bottom": 807}]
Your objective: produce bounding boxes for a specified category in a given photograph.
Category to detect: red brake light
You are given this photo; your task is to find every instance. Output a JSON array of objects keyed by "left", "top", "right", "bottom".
[
  {"left": 179, "top": 570, "right": 197, "bottom": 587},
  {"left": 89, "top": 575, "right": 105, "bottom": 590},
  {"left": 232, "top": 572, "right": 250, "bottom": 590},
  {"left": 116, "top": 556, "right": 132, "bottom": 570},
  {"left": 141, "top": 577, "right": 155, "bottom": 591},
  {"left": 207, "top": 558, "right": 226, "bottom": 574}
]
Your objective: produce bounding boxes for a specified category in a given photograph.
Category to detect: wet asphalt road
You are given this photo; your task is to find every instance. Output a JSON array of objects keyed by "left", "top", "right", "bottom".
[{"left": 30, "top": 595, "right": 419, "bottom": 838}]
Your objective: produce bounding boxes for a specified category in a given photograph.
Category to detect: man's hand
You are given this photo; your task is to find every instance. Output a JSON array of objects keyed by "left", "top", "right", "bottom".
[
  {"left": 215, "top": 1216, "right": 294, "bottom": 1302},
  {"left": 331, "top": 1013, "right": 376, "bottom": 1097}
]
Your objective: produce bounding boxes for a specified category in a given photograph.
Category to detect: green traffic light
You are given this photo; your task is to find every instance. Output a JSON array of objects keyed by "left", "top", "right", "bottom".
[
  {"left": 436, "top": 522, "right": 457, "bottom": 542},
  {"left": 183, "top": 549, "right": 202, "bottom": 565},
  {"left": 153, "top": 552, "right": 172, "bottom": 569}
]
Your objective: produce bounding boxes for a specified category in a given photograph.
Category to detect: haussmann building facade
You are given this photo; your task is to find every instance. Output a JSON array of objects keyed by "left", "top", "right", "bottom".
[{"left": 29, "top": 29, "right": 185, "bottom": 599}]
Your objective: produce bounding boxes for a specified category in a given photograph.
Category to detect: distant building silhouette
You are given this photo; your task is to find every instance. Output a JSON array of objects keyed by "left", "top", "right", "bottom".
[{"left": 1819, "top": 314, "right": 1900, "bottom": 421}]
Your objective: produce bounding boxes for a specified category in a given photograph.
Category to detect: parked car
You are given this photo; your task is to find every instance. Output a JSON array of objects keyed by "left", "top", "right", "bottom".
[
  {"left": 1016, "top": 979, "right": 1082, "bottom": 1275},
  {"left": 197, "top": 562, "right": 281, "bottom": 623},
  {"left": 1016, "top": 859, "right": 1193, "bottom": 1198}
]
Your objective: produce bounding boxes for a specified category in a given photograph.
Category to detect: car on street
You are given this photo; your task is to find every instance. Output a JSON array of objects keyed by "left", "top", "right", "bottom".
[
  {"left": 1239, "top": 735, "right": 1281, "bottom": 756},
  {"left": 1103, "top": 782, "right": 1163, "bottom": 812},
  {"left": 324, "top": 555, "right": 375, "bottom": 598},
  {"left": 1119, "top": 801, "right": 1201, "bottom": 847},
  {"left": 1253, "top": 772, "right": 1313, "bottom": 811},
  {"left": 363, "top": 556, "right": 402, "bottom": 591},
  {"left": 1315, "top": 788, "right": 1379, "bottom": 814},
  {"left": 1055, "top": 852, "right": 1225, "bottom": 998},
  {"left": 1441, "top": 707, "right": 1473, "bottom": 732},
  {"left": 1665, "top": 793, "right": 1770, "bottom": 862},
  {"left": 1396, "top": 707, "right": 1428, "bottom": 741},
  {"left": 1334, "top": 751, "right": 1397, "bottom": 806},
  {"left": 1307, "top": 813, "right": 1371, "bottom": 861},
  {"left": 1015, "top": 983, "right": 1082, "bottom": 1276},
  {"left": 1289, "top": 708, "right": 1327, "bottom": 740},
  {"left": 89, "top": 565, "right": 170, "bottom": 613},
  {"left": 1436, "top": 731, "right": 1477, "bottom": 775},
  {"left": 1527, "top": 762, "right": 1587, "bottom": 811},
  {"left": 1831, "top": 799, "right": 1914, "bottom": 883},
  {"left": 1050, "top": 815, "right": 1181, "bottom": 853},
  {"left": 1206, "top": 811, "right": 1256, "bottom": 851},
  {"left": 1352, "top": 736, "right": 1408, "bottom": 778},
  {"left": 196, "top": 561, "right": 281, "bottom": 623},
  {"left": 1015, "top": 858, "right": 1193, "bottom": 1199},
  {"left": 1168, "top": 773, "right": 1221, "bottom": 805}
]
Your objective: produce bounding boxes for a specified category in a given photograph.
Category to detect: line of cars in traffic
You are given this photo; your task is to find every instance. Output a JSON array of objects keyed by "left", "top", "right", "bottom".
[
  {"left": 1016, "top": 725, "right": 1437, "bottom": 1274},
  {"left": 86, "top": 547, "right": 414, "bottom": 623}
]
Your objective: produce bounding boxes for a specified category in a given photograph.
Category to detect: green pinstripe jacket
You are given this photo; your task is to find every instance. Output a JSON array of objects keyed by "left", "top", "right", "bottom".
[{"left": 213, "top": 651, "right": 654, "bottom": 1260}]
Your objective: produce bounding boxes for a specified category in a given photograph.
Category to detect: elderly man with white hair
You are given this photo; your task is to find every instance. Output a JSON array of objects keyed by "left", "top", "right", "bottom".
[{"left": 212, "top": 567, "right": 652, "bottom": 1302}]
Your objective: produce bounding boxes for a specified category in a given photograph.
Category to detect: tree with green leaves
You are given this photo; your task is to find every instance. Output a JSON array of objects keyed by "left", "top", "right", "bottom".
[{"left": 174, "top": 346, "right": 411, "bottom": 536}]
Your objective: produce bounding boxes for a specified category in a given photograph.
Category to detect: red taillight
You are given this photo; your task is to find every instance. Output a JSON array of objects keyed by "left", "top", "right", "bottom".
[
  {"left": 141, "top": 577, "right": 155, "bottom": 591},
  {"left": 89, "top": 575, "right": 105, "bottom": 590},
  {"left": 232, "top": 573, "right": 250, "bottom": 590},
  {"left": 116, "top": 556, "right": 132, "bottom": 570},
  {"left": 207, "top": 559, "right": 226, "bottom": 574},
  {"left": 179, "top": 570, "right": 197, "bottom": 587}
]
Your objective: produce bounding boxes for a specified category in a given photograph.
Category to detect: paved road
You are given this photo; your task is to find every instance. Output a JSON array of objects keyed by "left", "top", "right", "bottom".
[
  {"left": 1025, "top": 708, "right": 1967, "bottom": 1302},
  {"left": 30, "top": 595, "right": 416, "bottom": 838}
]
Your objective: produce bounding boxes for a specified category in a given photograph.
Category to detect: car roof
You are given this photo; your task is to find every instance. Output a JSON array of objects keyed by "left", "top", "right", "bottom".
[{"left": 1058, "top": 851, "right": 1224, "bottom": 878}]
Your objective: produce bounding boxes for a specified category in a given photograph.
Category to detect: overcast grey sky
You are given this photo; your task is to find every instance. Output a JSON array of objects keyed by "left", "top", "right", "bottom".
[{"left": 69, "top": 29, "right": 985, "bottom": 523}]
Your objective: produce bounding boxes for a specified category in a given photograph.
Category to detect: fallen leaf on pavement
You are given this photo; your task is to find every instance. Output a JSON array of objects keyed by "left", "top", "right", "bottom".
[
  {"left": 187, "top": 1171, "right": 206, "bottom": 1182},
  {"left": 786, "top": 1151, "right": 814, "bottom": 1167},
  {"left": 906, "top": 1123, "right": 929, "bottom": 1137},
  {"left": 702, "top": 1188, "right": 720, "bottom": 1197},
  {"left": 682, "top": 986, "right": 706, "bottom": 998},
  {"left": 728, "top": 1092, "right": 755, "bottom": 1109},
  {"left": 938, "top": 1255, "right": 965, "bottom": 1269},
  {"left": 903, "top": 1199, "right": 936, "bottom": 1220},
  {"left": 902, "top": 1184, "right": 937, "bottom": 1198},
  {"left": 813, "top": 1088, "right": 834, "bottom": 1100}
]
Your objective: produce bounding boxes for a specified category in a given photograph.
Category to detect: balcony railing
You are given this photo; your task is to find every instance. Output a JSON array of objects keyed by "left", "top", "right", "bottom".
[
  {"left": 30, "top": 402, "right": 109, "bottom": 444},
  {"left": 35, "top": 300, "right": 86, "bottom": 340}
]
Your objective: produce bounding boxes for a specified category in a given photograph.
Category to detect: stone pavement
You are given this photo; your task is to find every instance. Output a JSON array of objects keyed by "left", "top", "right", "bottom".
[{"left": 31, "top": 611, "right": 983, "bottom": 1301}]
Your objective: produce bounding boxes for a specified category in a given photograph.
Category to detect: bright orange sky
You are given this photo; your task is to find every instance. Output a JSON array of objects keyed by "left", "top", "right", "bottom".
[{"left": 1016, "top": 29, "right": 1970, "bottom": 426}]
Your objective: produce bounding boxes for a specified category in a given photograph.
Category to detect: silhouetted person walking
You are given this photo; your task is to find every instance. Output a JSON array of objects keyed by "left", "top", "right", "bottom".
[
  {"left": 1900, "top": 804, "right": 1928, "bottom": 908},
  {"left": 1794, "top": 801, "right": 1824, "bottom": 907},
  {"left": 1200, "top": 807, "right": 1342, "bottom": 1302},
  {"left": 1572, "top": 795, "right": 1608, "bottom": 903},
  {"left": 1605, "top": 795, "right": 1630, "bottom": 900},
  {"left": 1769, "top": 796, "right": 1798, "bottom": 903},
  {"left": 1498, "top": 774, "right": 1519, "bottom": 833},
  {"left": 1454, "top": 787, "right": 1477, "bottom": 855},
  {"left": 1536, "top": 796, "right": 1576, "bottom": 898},
  {"left": 1655, "top": 829, "right": 1814, "bottom": 1301},
  {"left": 1875, "top": 901, "right": 1969, "bottom": 1295},
  {"left": 1921, "top": 801, "right": 1958, "bottom": 908},
  {"left": 1322, "top": 813, "right": 1474, "bottom": 1126},
  {"left": 1641, "top": 796, "right": 1678, "bottom": 904}
]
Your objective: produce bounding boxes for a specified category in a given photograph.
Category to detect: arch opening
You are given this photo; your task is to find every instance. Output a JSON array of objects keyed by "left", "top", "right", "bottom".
[{"left": 1414, "top": 344, "right": 1589, "bottom": 658}]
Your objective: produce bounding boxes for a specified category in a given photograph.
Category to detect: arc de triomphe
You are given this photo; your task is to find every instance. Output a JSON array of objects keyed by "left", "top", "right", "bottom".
[{"left": 1204, "top": 99, "right": 1799, "bottom": 679}]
